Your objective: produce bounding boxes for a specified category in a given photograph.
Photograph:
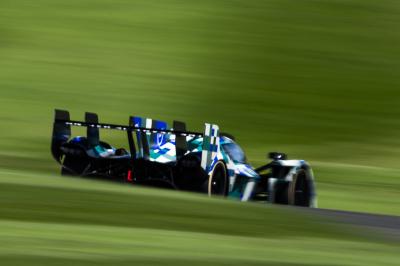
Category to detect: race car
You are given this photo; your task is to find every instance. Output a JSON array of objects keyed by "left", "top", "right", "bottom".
[{"left": 51, "top": 109, "right": 317, "bottom": 207}]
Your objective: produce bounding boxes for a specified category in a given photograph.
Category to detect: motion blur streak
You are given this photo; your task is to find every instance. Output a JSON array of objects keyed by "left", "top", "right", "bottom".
[{"left": 0, "top": 1, "right": 399, "bottom": 265}]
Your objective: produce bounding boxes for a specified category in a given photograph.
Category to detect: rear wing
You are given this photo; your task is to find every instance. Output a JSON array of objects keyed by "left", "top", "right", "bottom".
[{"left": 52, "top": 109, "right": 220, "bottom": 172}]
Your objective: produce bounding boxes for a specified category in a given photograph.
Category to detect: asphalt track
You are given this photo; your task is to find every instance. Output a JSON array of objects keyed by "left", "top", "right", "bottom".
[{"left": 294, "top": 206, "right": 400, "bottom": 240}]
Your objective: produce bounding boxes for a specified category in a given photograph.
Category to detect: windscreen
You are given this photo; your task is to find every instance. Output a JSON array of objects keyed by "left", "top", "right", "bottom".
[{"left": 222, "top": 142, "right": 247, "bottom": 164}]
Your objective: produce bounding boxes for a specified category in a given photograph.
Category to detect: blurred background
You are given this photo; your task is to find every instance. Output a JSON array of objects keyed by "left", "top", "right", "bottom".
[
  {"left": 1, "top": 0, "right": 399, "bottom": 214},
  {"left": 0, "top": 1, "right": 399, "bottom": 265}
]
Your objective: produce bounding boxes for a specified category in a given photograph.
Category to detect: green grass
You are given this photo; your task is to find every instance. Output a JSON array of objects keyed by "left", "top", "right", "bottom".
[
  {"left": 0, "top": 170, "right": 399, "bottom": 266},
  {"left": 0, "top": 1, "right": 400, "bottom": 264},
  {"left": 314, "top": 162, "right": 400, "bottom": 214},
  {"left": 1, "top": 0, "right": 400, "bottom": 215}
]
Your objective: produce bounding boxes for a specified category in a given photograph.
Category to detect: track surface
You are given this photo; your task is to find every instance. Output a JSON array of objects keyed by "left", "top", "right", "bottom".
[{"left": 296, "top": 207, "right": 400, "bottom": 240}]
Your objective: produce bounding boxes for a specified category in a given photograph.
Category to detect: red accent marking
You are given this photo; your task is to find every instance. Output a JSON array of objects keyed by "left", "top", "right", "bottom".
[{"left": 127, "top": 170, "right": 132, "bottom": 182}]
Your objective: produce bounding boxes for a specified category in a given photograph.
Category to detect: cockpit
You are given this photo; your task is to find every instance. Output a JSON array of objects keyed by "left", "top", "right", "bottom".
[{"left": 221, "top": 141, "right": 247, "bottom": 164}]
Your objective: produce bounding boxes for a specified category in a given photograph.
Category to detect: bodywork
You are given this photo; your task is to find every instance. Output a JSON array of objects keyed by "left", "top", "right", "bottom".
[{"left": 51, "top": 110, "right": 317, "bottom": 206}]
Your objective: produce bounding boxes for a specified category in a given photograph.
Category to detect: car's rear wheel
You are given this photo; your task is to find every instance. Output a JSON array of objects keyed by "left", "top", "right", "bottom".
[
  {"left": 61, "top": 154, "right": 90, "bottom": 176},
  {"left": 60, "top": 145, "right": 89, "bottom": 176},
  {"left": 208, "top": 161, "right": 228, "bottom": 196}
]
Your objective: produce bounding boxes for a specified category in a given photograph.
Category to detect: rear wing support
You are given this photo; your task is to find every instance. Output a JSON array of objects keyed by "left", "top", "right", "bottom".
[
  {"left": 173, "top": 120, "right": 188, "bottom": 160},
  {"left": 85, "top": 112, "right": 100, "bottom": 148}
]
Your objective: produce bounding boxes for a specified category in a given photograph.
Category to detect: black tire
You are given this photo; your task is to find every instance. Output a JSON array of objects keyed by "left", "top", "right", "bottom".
[
  {"left": 273, "top": 181, "right": 289, "bottom": 204},
  {"left": 288, "top": 168, "right": 312, "bottom": 207},
  {"left": 208, "top": 161, "right": 228, "bottom": 196},
  {"left": 60, "top": 144, "right": 90, "bottom": 176},
  {"left": 61, "top": 162, "right": 74, "bottom": 176},
  {"left": 58, "top": 141, "right": 87, "bottom": 176},
  {"left": 61, "top": 154, "right": 90, "bottom": 176}
]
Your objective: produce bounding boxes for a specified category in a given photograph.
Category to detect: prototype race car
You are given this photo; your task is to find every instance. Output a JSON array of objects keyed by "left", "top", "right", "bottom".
[{"left": 51, "top": 109, "right": 317, "bottom": 207}]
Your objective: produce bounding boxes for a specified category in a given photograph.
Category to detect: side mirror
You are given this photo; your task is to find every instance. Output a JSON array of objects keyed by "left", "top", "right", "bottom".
[{"left": 268, "top": 152, "right": 287, "bottom": 161}]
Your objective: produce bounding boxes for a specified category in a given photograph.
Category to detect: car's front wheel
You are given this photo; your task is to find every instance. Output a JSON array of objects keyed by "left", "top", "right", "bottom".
[
  {"left": 208, "top": 161, "right": 228, "bottom": 196},
  {"left": 288, "top": 168, "right": 313, "bottom": 207}
]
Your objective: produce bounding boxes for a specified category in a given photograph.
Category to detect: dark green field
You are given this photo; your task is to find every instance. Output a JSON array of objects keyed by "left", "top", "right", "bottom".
[
  {"left": 1, "top": 0, "right": 400, "bottom": 265},
  {"left": 1, "top": 170, "right": 399, "bottom": 266}
]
